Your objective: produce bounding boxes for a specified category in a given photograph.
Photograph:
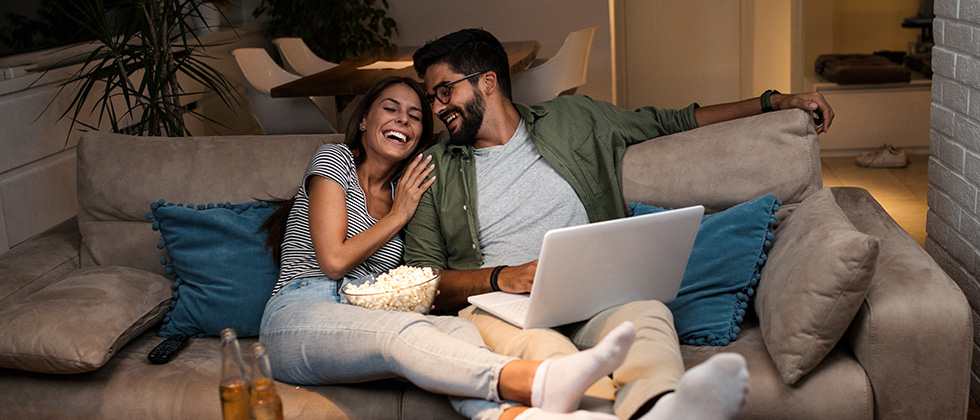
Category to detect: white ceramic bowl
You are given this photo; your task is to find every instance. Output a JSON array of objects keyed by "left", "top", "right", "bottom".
[{"left": 342, "top": 267, "right": 440, "bottom": 314}]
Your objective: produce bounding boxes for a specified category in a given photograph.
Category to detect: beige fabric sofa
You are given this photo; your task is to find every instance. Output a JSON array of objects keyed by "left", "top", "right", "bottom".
[{"left": 0, "top": 109, "right": 970, "bottom": 419}]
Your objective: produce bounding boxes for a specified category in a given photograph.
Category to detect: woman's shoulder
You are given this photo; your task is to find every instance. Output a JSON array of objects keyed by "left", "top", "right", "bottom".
[
  {"left": 307, "top": 143, "right": 356, "bottom": 181},
  {"left": 312, "top": 143, "right": 355, "bottom": 166}
]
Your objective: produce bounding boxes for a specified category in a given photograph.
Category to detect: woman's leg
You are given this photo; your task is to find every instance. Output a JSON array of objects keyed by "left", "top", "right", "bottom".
[
  {"left": 429, "top": 315, "right": 513, "bottom": 420},
  {"left": 262, "top": 298, "right": 513, "bottom": 401}
]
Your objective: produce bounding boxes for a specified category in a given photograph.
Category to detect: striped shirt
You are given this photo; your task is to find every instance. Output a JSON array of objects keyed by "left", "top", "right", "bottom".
[{"left": 272, "top": 144, "right": 403, "bottom": 294}]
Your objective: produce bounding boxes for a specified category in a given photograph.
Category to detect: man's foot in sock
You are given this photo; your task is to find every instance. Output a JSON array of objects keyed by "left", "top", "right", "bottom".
[
  {"left": 531, "top": 321, "right": 637, "bottom": 412},
  {"left": 513, "top": 407, "right": 619, "bottom": 420},
  {"left": 640, "top": 353, "right": 749, "bottom": 420}
]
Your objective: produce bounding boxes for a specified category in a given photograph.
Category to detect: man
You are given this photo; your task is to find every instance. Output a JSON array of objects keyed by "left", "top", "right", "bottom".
[{"left": 405, "top": 28, "right": 833, "bottom": 420}]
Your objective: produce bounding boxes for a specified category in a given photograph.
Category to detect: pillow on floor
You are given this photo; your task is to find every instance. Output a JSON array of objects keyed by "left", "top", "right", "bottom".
[
  {"left": 755, "top": 188, "right": 879, "bottom": 385},
  {"left": 630, "top": 194, "right": 780, "bottom": 346},
  {"left": 149, "top": 200, "right": 280, "bottom": 338}
]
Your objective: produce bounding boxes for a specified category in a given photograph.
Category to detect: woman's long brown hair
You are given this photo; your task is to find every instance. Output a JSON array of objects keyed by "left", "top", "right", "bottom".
[{"left": 260, "top": 77, "right": 436, "bottom": 267}]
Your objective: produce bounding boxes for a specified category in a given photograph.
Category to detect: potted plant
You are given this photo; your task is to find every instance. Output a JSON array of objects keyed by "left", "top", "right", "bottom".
[
  {"left": 53, "top": 0, "right": 239, "bottom": 137},
  {"left": 253, "top": 0, "right": 397, "bottom": 62}
]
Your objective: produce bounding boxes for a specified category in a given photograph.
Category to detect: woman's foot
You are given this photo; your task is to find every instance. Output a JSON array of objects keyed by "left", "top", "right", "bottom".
[
  {"left": 531, "top": 321, "right": 637, "bottom": 412},
  {"left": 640, "top": 353, "right": 749, "bottom": 420}
]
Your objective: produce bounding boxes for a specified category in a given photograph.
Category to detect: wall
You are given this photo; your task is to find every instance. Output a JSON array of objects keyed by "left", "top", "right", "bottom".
[
  {"left": 803, "top": 0, "right": 922, "bottom": 81},
  {"left": 616, "top": 0, "right": 743, "bottom": 110},
  {"left": 0, "top": 22, "right": 265, "bottom": 254},
  {"left": 613, "top": 0, "right": 797, "bottom": 111},
  {"left": 927, "top": 0, "right": 980, "bottom": 398},
  {"left": 386, "top": 0, "right": 614, "bottom": 103}
]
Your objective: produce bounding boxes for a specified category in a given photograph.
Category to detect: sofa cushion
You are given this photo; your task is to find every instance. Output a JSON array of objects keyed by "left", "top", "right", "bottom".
[
  {"left": 0, "top": 266, "right": 172, "bottom": 374},
  {"left": 630, "top": 194, "right": 779, "bottom": 346},
  {"left": 150, "top": 200, "right": 279, "bottom": 338},
  {"left": 755, "top": 188, "right": 880, "bottom": 385},
  {"left": 621, "top": 109, "right": 821, "bottom": 214},
  {"left": 75, "top": 132, "right": 341, "bottom": 275}
]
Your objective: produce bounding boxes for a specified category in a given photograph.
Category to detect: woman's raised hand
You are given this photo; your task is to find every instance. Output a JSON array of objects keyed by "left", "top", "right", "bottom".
[{"left": 390, "top": 154, "right": 436, "bottom": 224}]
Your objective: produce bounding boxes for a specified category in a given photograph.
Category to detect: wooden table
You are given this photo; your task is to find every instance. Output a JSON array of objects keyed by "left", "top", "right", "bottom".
[{"left": 271, "top": 41, "right": 541, "bottom": 98}]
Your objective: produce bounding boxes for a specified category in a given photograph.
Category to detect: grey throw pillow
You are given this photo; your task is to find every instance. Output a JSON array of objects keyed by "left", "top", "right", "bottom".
[
  {"left": 0, "top": 266, "right": 172, "bottom": 373},
  {"left": 755, "top": 188, "right": 879, "bottom": 385}
]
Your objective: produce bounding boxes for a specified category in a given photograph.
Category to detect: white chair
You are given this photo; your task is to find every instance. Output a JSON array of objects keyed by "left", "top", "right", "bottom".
[
  {"left": 231, "top": 48, "right": 337, "bottom": 135},
  {"left": 511, "top": 26, "right": 597, "bottom": 105},
  {"left": 272, "top": 38, "right": 347, "bottom": 129},
  {"left": 272, "top": 37, "right": 338, "bottom": 76}
]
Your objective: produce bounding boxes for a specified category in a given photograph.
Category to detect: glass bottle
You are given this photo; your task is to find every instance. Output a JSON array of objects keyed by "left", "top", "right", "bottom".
[
  {"left": 219, "top": 328, "right": 250, "bottom": 420},
  {"left": 249, "top": 342, "right": 284, "bottom": 420}
]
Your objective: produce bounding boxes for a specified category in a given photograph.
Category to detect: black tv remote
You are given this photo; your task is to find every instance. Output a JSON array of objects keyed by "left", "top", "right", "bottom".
[{"left": 147, "top": 335, "right": 190, "bottom": 364}]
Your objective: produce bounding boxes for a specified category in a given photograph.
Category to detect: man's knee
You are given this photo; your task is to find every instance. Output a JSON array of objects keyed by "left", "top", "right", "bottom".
[
  {"left": 608, "top": 300, "right": 677, "bottom": 336},
  {"left": 460, "top": 305, "right": 577, "bottom": 359}
]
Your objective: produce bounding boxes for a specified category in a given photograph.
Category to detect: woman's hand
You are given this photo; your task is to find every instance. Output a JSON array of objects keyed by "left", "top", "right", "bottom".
[{"left": 390, "top": 154, "right": 436, "bottom": 224}]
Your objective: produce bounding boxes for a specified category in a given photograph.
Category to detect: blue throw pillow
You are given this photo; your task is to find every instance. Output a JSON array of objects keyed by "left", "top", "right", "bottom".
[
  {"left": 629, "top": 194, "right": 780, "bottom": 346},
  {"left": 148, "top": 200, "right": 280, "bottom": 338}
]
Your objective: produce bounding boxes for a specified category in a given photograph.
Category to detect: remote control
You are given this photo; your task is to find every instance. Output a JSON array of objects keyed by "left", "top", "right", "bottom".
[{"left": 147, "top": 335, "right": 190, "bottom": 364}]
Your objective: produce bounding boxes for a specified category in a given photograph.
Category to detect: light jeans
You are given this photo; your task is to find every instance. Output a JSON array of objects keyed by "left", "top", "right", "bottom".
[{"left": 259, "top": 277, "right": 516, "bottom": 420}]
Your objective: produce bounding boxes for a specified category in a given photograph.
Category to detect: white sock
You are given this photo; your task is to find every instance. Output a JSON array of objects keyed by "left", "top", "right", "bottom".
[
  {"left": 639, "top": 353, "right": 749, "bottom": 420},
  {"left": 531, "top": 321, "right": 636, "bottom": 412},
  {"left": 514, "top": 407, "right": 619, "bottom": 420}
]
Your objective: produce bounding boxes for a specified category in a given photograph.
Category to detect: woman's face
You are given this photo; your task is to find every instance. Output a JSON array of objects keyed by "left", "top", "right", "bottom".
[{"left": 360, "top": 83, "right": 425, "bottom": 164}]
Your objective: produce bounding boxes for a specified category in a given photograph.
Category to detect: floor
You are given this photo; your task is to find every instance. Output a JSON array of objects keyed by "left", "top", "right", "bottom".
[{"left": 820, "top": 153, "right": 930, "bottom": 247}]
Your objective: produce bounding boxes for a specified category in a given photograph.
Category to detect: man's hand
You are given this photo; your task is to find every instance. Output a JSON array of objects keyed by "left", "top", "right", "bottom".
[
  {"left": 433, "top": 261, "right": 539, "bottom": 309},
  {"left": 497, "top": 260, "right": 538, "bottom": 294},
  {"left": 771, "top": 92, "right": 835, "bottom": 134}
]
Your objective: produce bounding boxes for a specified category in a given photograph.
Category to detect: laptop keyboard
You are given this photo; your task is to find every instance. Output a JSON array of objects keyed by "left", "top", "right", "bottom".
[{"left": 492, "top": 299, "right": 531, "bottom": 320}]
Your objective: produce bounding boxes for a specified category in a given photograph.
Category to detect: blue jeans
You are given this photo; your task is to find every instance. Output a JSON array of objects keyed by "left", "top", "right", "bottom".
[{"left": 260, "top": 277, "right": 515, "bottom": 420}]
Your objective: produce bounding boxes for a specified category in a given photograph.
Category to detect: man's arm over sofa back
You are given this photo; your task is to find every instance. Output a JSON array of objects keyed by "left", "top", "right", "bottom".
[{"left": 621, "top": 109, "right": 822, "bottom": 214}]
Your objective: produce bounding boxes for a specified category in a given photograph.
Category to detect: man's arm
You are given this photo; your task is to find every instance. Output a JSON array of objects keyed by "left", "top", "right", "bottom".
[
  {"left": 694, "top": 91, "right": 834, "bottom": 134},
  {"left": 435, "top": 262, "right": 538, "bottom": 309}
]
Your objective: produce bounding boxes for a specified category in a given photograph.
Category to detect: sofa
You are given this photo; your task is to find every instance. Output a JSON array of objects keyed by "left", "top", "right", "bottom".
[{"left": 0, "top": 108, "right": 971, "bottom": 419}]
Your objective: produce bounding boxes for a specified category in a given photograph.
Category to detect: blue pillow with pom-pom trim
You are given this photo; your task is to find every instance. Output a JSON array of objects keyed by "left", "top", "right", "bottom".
[
  {"left": 148, "top": 200, "right": 279, "bottom": 338},
  {"left": 630, "top": 194, "right": 779, "bottom": 346}
]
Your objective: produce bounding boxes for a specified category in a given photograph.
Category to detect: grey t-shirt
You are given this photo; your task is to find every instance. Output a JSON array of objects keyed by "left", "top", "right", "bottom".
[{"left": 474, "top": 120, "right": 589, "bottom": 267}]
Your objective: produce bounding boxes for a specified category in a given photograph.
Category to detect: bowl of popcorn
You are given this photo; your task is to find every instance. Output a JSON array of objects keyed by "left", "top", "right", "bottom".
[{"left": 342, "top": 266, "right": 440, "bottom": 314}]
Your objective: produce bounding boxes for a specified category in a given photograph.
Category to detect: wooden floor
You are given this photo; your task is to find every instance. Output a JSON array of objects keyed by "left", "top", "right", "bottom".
[
  {"left": 970, "top": 397, "right": 980, "bottom": 420},
  {"left": 821, "top": 153, "right": 929, "bottom": 247}
]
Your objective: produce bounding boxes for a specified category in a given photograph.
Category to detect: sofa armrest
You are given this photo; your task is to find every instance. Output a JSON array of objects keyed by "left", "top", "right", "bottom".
[
  {"left": 833, "top": 187, "right": 971, "bottom": 420},
  {"left": 0, "top": 218, "right": 80, "bottom": 307},
  {"left": 622, "top": 109, "right": 822, "bottom": 214}
]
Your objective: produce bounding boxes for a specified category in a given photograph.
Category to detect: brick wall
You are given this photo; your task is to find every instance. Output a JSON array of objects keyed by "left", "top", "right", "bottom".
[{"left": 927, "top": 0, "right": 980, "bottom": 398}]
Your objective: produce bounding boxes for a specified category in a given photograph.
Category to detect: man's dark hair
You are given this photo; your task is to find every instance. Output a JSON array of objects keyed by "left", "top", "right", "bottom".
[{"left": 413, "top": 28, "right": 512, "bottom": 100}]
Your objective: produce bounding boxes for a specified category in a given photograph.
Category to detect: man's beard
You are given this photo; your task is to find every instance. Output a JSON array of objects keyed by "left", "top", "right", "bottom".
[{"left": 446, "top": 92, "right": 485, "bottom": 146}]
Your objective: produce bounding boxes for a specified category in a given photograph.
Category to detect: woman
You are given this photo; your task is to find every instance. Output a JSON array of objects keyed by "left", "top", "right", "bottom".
[{"left": 260, "top": 77, "right": 636, "bottom": 420}]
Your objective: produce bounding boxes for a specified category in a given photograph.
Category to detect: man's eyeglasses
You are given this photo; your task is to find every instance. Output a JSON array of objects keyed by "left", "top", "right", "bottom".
[{"left": 427, "top": 71, "right": 486, "bottom": 105}]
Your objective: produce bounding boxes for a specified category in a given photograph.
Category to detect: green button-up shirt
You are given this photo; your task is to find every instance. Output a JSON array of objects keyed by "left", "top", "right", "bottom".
[{"left": 403, "top": 95, "right": 699, "bottom": 271}]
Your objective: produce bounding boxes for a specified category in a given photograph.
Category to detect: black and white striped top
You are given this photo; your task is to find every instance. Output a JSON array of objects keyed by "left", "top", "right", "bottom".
[{"left": 272, "top": 144, "right": 403, "bottom": 294}]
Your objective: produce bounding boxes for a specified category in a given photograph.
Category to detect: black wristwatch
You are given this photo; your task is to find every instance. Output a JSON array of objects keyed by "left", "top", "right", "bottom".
[{"left": 761, "top": 89, "right": 780, "bottom": 113}]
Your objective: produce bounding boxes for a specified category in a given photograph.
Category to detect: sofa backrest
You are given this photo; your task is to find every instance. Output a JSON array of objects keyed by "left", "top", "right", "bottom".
[
  {"left": 621, "top": 108, "right": 822, "bottom": 214},
  {"left": 76, "top": 132, "right": 344, "bottom": 274}
]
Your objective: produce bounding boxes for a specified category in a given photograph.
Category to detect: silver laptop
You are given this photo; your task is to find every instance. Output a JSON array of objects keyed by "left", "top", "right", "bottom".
[{"left": 467, "top": 205, "right": 704, "bottom": 329}]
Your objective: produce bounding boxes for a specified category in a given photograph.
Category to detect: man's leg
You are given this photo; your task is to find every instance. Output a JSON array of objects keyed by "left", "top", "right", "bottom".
[
  {"left": 562, "top": 300, "right": 684, "bottom": 419},
  {"left": 460, "top": 305, "right": 618, "bottom": 401}
]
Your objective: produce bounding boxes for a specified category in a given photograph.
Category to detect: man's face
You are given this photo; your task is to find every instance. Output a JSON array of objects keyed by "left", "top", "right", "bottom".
[{"left": 424, "top": 62, "right": 486, "bottom": 146}]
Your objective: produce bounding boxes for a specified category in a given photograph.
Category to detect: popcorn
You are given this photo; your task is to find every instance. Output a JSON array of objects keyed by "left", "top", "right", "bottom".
[{"left": 343, "top": 266, "right": 439, "bottom": 313}]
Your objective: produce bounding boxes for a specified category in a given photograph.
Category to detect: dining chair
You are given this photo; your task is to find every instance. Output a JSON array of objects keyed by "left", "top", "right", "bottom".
[
  {"left": 231, "top": 48, "right": 337, "bottom": 135},
  {"left": 511, "top": 26, "right": 597, "bottom": 105},
  {"left": 272, "top": 37, "right": 338, "bottom": 76}
]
